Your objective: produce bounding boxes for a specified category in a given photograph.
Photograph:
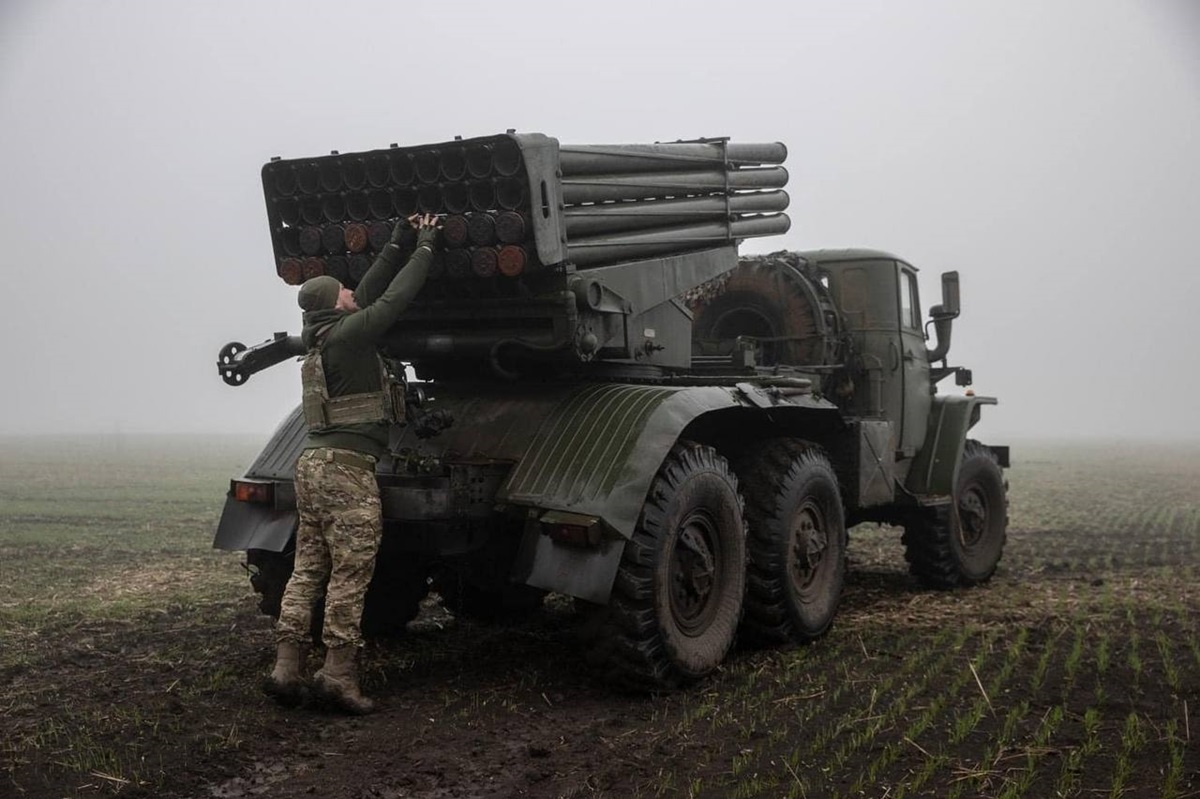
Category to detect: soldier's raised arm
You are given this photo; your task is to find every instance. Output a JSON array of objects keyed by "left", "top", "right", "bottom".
[
  {"left": 336, "top": 214, "right": 439, "bottom": 344},
  {"left": 351, "top": 215, "right": 423, "bottom": 308}
]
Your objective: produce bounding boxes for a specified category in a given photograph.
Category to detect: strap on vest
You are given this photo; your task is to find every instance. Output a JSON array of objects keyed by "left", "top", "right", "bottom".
[{"left": 300, "top": 322, "right": 405, "bottom": 430}]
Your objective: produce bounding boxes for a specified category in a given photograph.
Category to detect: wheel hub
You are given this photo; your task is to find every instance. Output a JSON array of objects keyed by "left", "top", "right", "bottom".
[
  {"left": 670, "top": 513, "right": 719, "bottom": 634},
  {"left": 789, "top": 501, "right": 828, "bottom": 595},
  {"left": 958, "top": 487, "right": 988, "bottom": 547}
]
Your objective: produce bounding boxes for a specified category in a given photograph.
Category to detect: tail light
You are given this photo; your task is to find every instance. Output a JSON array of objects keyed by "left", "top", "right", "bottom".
[
  {"left": 540, "top": 511, "right": 601, "bottom": 547},
  {"left": 232, "top": 479, "right": 274, "bottom": 504}
]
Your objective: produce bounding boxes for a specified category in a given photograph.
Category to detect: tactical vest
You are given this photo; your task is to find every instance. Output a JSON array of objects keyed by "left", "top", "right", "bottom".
[{"left": 301, "top": 326, "right": 406, "bottom": 431}]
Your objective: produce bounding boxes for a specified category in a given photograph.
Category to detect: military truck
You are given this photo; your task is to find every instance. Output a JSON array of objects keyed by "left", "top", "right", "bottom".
[{"left": 215, "top": 132, "right": 1009, "bottom": 689}]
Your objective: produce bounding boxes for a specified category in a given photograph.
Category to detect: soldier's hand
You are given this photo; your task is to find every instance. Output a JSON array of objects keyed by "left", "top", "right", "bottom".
[
  {"left": 390, "top": 216, "right": 413, "bottom": 245},
  {"left": 414, "top": 213, "right": 440, "bottom": 250}
]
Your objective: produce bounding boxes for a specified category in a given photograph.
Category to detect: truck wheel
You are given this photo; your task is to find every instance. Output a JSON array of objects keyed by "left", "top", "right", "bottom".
[
  {"left": 902, "top": 441, "right": 1008, "bottom": 589},
  {"left": 736, "top": 440, "right": 846, "bottom": 644},
  {"left": 586, "top": 441, "right": 746, "bottom": 690}
]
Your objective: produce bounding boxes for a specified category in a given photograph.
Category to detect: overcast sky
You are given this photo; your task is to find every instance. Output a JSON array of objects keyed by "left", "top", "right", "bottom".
[{"left": 1, "top": 0, "right": 1197, "bottom": 442}]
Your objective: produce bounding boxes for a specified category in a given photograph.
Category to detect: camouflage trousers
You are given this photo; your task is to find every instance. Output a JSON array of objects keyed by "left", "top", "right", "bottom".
[{"left": 277, "top": 447, "right": 381, "bottom": 649}]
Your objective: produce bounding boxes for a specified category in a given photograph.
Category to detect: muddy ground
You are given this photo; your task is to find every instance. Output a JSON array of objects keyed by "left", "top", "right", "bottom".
[
  {"left": 5, "top": 555, "right": 1198, "bottom": 799},
  {"left": 2, "top": 439, "right": 1199, "bottom": 798}
]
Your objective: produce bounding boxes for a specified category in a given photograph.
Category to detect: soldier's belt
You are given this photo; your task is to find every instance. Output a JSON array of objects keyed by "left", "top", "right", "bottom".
[{"left": 307, "top": 448, "right": 377, "bottom": 472}]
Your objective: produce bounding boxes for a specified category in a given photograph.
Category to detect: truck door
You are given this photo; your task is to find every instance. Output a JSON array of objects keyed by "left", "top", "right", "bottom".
[
  {"left": 826, "top": 258, "right": 930, "bottom": 466},
  {"left": 897, "top": 265, "right": 930, "bottom": 459},
  {"left": 827, "top": 258, "right": 901, "bottom": 436}
]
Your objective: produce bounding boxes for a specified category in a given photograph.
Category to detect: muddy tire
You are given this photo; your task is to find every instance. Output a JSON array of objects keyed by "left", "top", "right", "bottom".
[
  {"left": 736, "top": 440, "right": 846, "bottom": 644},
  {"left": 902, "top": 441, "right": 1008, "bottom": 589},
  {"left": 585, "top": 441, "right": 746, "bottom": 690}
]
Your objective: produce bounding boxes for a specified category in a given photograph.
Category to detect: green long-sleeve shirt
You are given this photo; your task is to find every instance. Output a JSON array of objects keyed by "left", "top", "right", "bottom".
[{"left": 299, "top": 242, "right": 433, "bottom": 458}]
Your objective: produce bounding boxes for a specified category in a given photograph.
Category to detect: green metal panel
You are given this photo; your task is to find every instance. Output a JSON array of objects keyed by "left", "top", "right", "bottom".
[
  {"left": 391, "top": 382, "right": 751, "bottom": 538},
  {"left": 905, "top": 394, "right": 998, "bottom": 498},
  {"left": 503, "top": 383, "right": 676, "bottom": 503}
]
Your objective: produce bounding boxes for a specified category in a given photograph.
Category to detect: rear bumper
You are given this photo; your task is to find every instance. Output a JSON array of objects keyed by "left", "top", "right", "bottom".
[{"left": 212, "top": 463, "right": 512, "bottom": 554}]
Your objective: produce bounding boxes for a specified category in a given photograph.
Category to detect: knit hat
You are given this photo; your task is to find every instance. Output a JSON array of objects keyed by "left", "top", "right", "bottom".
[{"left": 297, "top": 276, "right": 341, "bottom": 311}]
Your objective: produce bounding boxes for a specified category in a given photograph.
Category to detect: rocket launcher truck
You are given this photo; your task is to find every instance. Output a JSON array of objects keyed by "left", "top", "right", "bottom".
[{"left": 215, "top": 132, "right": 1009, "bottom": 688}]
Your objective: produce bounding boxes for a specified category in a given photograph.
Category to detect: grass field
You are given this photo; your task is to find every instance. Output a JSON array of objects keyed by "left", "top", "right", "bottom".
[{"left": 0, "top": 435, "right": 1197, "bottom": 798}]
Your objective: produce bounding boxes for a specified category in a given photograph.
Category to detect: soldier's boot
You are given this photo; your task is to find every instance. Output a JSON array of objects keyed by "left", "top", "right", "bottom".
[
  {"left": 263, "top": 640, "right": 306, "bottom": 707},
  {"left": 313, "top": 645, "right": 375, "bottom": 715}
]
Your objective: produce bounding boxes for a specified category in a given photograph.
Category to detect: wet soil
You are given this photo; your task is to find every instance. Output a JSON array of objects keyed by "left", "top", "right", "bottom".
[{"left": 3, "top": 566, "right": 1197, "bottom": 798}]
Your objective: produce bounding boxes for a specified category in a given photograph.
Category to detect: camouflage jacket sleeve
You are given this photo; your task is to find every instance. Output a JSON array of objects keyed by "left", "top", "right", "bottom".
[
  {"left": 335, "top": 246, "right": 434, "bottom": 344},
  {"left": 351, "top": 242, "right": 406, "bottom": 308}
]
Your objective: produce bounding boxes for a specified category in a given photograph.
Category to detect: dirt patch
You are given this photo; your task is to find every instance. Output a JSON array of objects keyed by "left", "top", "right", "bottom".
[
  {"left": 3, "top": 439, "right": 1200, "bottom": 798},
  {"left": 4, "top": 566, "right": 1198, "bottom": 799}
]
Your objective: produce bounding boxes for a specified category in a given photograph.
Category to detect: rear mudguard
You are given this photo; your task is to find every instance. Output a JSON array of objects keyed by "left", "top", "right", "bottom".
[
  {"left": 212, "top": 496, "right": 296, "bottom": 552},
  {"left": 212, "top": 406, "right": 306, "bottom": 553},
  {"left": 904, "top": 394, "right": 1001, "bottom": 499}
]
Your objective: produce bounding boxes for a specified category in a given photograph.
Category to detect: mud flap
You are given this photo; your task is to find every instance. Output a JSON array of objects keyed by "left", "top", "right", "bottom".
[
  {"left": 212, "top": 495, "right": 297, "bottom": 553},
  {"left": 510, "top": 527, "right": 624, "bottom": 604}
]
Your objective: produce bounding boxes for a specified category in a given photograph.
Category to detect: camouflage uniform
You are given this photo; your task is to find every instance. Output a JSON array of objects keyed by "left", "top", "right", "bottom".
[
  {"left": 264, "top": 219, "right": 437, "bottom": 714},
  {"left": 276, "top": 229, "right": 436, "bottom": 652},
  {"left": 276, "top": 448, "right": 381, "bottom": 648}
]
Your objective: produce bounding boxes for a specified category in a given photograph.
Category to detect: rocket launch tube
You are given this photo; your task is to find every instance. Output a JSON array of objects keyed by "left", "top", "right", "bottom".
[
  {"left": 566, "top": 214, "right": 791, "bottom": 267},
  {"left": 559, "top": 141, "right": 786, "bottom": 175},
  {"left": 561, "top": 167, "right": 787, "bottom": 204},
  {"left": 563, "top": 190, "right": 789, "bottom": 237}
]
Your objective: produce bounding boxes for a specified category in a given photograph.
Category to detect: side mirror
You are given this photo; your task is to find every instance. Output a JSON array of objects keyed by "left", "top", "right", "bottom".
[
  {"left": 925, "top": 271, "right": 959, "bottom": 362},
  {"left": 933, "top": 270, "right": 960, "bottom": 319}
]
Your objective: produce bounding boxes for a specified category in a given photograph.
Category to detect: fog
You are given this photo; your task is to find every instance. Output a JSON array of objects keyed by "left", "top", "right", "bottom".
[{"left": 2, "top": 0, "right": 1197, "bottom": 442}]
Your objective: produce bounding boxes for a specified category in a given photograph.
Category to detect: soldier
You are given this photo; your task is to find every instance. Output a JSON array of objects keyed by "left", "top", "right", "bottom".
[{"left": 264, "top": 213, "right": 440, "bottom": 714}]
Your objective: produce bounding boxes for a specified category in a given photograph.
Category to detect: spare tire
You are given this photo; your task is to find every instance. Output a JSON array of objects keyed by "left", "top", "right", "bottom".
[{"left": 689, "top": 252, "right": 837, "bottom": 367}]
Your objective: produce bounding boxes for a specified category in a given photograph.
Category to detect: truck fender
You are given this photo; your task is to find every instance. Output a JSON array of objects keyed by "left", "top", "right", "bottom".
[
  {"left": 502, "top": 383, "right": 836, "bottom": 603},
  {"left": 505, "top": 384, "right": 735, "bottom": 604},
  {"left": 500, "top": 383, "right": 829, "bottom": 538},
  {"left": 904, "top": 394, "right": 998, "bottom": 498}
]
